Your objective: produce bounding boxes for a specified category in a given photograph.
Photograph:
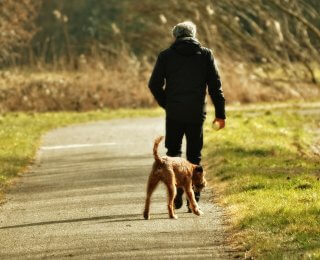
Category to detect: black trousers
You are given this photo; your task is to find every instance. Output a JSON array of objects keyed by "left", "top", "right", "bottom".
[
  {"left": 165, "top": 117, "right": 203, "bottom": 204},
  {"left": 165, "top": 117, "right": 203, "bottom": 165}
]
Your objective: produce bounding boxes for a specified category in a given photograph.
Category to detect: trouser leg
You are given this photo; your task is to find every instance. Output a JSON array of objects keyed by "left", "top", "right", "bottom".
[
  {"left": 165, "top": 117, "right": 184, "bottom": 158},
  {"left": 185, "top": 122, "right": 203, "bottom": 207},
  {"left": 165, "top": 117, "right": 185, "bottom": 209},
  {"left": 174, "top": 186, "right": 184, "bottom": 209},
  {"left": 185, "top": 122, "right": 203, "bottom": 165}
]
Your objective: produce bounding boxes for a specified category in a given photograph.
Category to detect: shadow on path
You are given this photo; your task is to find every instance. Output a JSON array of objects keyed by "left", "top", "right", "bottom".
[{"left": 0, "top": 213, "right": 168, "bottom": 230}]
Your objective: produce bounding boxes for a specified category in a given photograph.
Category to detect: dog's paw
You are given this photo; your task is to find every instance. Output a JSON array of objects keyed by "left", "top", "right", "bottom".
[
  {"left": 143, "top": 212, "right": 150, "bottom": 220},
  {"left": 170, "top": 215, "right": 178, "bottom": 219},
  {"left": 194, "top": 209, "right": 204, "bottom": 216}
]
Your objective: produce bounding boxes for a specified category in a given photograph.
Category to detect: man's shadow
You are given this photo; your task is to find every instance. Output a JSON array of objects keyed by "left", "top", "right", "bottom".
[{"left": 0, "top": 213, "right": 170, "bottom": 230}]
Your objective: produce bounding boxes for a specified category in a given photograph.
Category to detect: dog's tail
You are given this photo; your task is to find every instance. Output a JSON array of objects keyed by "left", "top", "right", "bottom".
[{"left": 153, "top": 136, "right": 164, "bottom": 163}]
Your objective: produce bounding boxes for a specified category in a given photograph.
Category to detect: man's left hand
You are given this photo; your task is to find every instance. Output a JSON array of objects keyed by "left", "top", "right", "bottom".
[{"left": 213, "top": 118, "right": 225, "bottom": 130}]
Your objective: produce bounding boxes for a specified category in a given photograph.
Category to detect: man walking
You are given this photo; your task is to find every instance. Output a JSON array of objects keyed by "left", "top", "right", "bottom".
[{"left": 148, "top": 21, "right": 226, "bottom": 211}]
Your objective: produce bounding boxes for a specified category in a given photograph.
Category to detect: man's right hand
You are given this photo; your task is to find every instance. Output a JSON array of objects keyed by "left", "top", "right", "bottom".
[{"left": 213, "top": 118, "right": 225, "bottom": 130}]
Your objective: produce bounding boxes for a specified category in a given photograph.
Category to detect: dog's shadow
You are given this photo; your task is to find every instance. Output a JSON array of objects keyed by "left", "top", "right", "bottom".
[
  {"left": 98, "top": 212, "right": 176, "bottom": 224},
  {"left": 0, "top": 213, "right": 172, "bottom": 230}
]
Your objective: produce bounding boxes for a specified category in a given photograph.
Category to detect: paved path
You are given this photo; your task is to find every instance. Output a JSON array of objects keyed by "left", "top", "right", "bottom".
[{"left": 0, "top": 118, "right": 233, "bottom": 259}]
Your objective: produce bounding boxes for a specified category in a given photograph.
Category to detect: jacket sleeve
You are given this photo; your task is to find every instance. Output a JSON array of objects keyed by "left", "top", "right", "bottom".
[
  {"left": 206, "top": 50, "right": 226, "bottom": 119},
  {"left": 148, "top": 53, "right": 166, "bottom": 108}
]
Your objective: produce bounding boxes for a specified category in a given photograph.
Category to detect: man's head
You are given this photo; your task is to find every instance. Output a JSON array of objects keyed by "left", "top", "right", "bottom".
[{"left": 172, "top": 21, "right": 197, "bottom": 39}]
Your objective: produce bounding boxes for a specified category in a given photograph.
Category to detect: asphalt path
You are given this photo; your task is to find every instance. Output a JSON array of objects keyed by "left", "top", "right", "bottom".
[{"left": 0, "top": 117, "right": 233, "bottom": 259}]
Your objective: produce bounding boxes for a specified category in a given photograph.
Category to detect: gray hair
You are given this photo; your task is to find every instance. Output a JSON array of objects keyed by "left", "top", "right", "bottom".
[{"left": 172, "top": 21, "right": 197, "bottom": 38}]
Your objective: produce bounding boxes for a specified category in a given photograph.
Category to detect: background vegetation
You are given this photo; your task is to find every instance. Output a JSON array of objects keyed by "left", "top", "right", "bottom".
[{"left": 1, "top": 0, "right": 320, "bottom": 112}]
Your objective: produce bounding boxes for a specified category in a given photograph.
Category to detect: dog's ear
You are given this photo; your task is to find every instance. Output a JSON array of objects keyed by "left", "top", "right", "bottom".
[{"left": 194, "top": 165, "right": 203, "bottom": 173}]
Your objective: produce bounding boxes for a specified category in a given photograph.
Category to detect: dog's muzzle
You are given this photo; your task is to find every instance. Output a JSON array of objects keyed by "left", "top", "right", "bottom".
[{"left": 194, "top": 183, "right": 206, "bottom": 192}]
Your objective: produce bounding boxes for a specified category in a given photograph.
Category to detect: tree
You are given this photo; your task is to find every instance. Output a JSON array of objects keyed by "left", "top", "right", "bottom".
[{"left": 0, "top": 0, "right": 40, "bottom": 67}]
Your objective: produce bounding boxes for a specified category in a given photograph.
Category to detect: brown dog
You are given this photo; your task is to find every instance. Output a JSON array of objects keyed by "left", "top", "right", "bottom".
[{"left": 143, "top": 136, "right": 207, "bottom": 220}]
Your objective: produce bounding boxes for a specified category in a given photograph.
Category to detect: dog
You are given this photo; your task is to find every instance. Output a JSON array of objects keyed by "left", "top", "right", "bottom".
[{"left": 143, "top": 136, "right": 207, "bottom": 220}]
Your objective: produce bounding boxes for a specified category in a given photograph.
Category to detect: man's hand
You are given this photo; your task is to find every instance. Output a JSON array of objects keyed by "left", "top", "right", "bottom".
[{"left": 213, "top": 118, "right": 225, "bottom": 130}]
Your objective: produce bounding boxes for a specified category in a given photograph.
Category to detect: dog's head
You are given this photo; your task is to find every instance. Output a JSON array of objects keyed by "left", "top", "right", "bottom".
[{"left": 192, "top": 165, "right": 207, "bottom": 192}]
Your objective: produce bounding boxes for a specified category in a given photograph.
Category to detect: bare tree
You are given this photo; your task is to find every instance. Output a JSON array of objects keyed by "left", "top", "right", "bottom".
[
  {"left": 207, "top": 0, "right": 320, "bottom": 84},
  {"left": 0, "top": 0, "right": 40, "bottom": 67}
]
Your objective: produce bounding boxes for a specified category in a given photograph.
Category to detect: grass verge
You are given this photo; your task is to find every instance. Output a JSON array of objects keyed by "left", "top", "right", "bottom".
[
  {"left": 204, "top": 103, "right": 320, "bottom": 258},
  {"left": 0, "top": 108, "right": 163, "bottom": 200}
]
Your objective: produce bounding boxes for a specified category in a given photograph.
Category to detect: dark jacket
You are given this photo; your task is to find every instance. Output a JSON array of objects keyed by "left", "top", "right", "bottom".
[{"left": 148, "top": 37, "right": 226, "bottom": 123}]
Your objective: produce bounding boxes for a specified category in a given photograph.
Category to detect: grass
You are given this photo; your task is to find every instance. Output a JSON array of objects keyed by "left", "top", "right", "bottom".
[
  {"left": 203, "top": 103, "right": 320, "bottom": 258},
  {"left": 0, "top": 66, "right": 154, "bottom": 112},
  {"left": 0, "top": 108, "right": 163, "bottom": 200}
]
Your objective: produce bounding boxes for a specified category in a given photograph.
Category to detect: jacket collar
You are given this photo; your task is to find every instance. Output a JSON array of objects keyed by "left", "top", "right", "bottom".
[{"left": 173, "top": 37, "right": 201, "bottom": 46}]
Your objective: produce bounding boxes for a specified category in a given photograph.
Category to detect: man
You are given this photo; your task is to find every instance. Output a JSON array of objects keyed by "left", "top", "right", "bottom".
[{"left": 148, "top": 21, "right": 226, "bottom": 211}]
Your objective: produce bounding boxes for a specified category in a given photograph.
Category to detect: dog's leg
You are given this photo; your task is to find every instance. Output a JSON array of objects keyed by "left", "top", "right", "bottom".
[
  {"left": 143, "top": 173, "right": 160, "bottom": 220},
  {"left": 184, "top": 183, "right": 203, "bottom": 216},
  {"left": 164, "top": 170, "right": 178, "bottom": 219}
]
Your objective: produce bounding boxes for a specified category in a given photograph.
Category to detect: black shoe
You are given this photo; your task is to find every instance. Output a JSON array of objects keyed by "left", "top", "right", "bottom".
[{"left": 174, "top": 188, "right": 184, "bottom": 209}]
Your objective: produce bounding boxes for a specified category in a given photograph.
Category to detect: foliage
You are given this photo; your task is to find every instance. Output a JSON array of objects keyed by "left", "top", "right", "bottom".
[
  {"left": 1, "top": 1, "right": 319, "bottom": 83},
  {"left": 0, "top": 0, "right": 40, "bottom": 67},
  {"left": 31, "top": 0, "right": 124, "bottom": 65},
  {"left": 0, "top": 57, "right": 154, "bottom": 112},
  {"left": 19, "top": 1, "right": 320, "bottom": 83}
]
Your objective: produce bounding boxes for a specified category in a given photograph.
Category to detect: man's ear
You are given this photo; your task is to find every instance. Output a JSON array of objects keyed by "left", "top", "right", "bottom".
[{"left": 194, "top": 165, "right": 203, "bottom": 173}]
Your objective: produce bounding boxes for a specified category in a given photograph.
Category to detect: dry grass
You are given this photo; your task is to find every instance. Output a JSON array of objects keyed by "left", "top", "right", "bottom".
[
  {"left": 0, "top": 56, "right": 319, "bottom": 112},
  {"left": 0, "top": 56, "right": 155, "bottom": 112},
  {"left": 219, "top": 59, "right": 320, "bottom": 104}
]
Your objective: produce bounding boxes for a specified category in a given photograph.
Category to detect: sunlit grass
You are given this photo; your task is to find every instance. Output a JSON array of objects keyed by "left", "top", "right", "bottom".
[
  {"left": 0, "top": 108, "right": 163, "bottom": 200},
  {"left": 204, "top": 105, "right": 320, "bottom": 258}
]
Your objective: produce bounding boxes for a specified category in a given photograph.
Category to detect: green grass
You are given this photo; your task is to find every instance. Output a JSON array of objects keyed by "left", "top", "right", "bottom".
[
  {"left": 0, "top": 108, "right": 163, "bottom": 199},
  {"left": 204, "top": 105, "right": 320, "bottom": 258}
]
